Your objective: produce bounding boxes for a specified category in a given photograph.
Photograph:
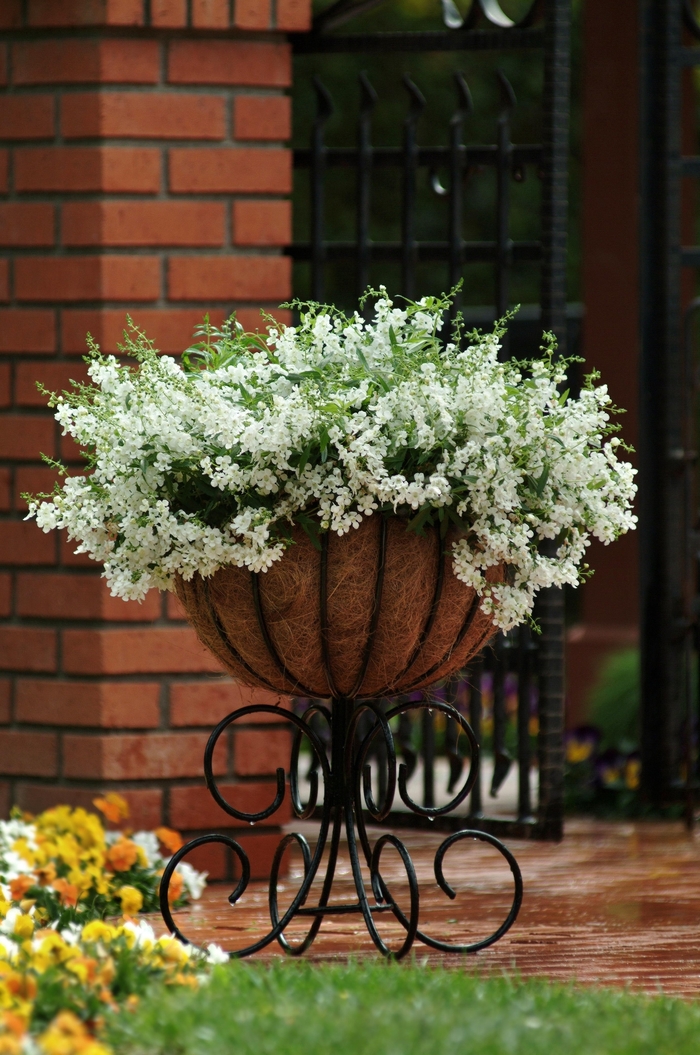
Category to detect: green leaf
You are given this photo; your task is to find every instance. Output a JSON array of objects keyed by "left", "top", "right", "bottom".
[
  {"left": 297, "top": 514, "right": 322, "bottom": 552},
  {"left": 405, "top": 505, "right": 433, "bottom": 537}
]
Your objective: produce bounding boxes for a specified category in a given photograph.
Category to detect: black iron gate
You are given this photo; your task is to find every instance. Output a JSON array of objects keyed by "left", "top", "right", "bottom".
[
  {"left": 639, "top": 0, "right": 700, "bottom": 815},
  {"left": 288, "top": 0, "right": 571, "bottom": 839}
]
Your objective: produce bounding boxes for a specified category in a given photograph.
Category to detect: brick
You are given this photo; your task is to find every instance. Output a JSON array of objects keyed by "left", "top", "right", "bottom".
[
  {"left": 0, "top": 366, "right": 10, "bottom": 407},
  {"left": 233, "top": 200, "right": 291, "bottom": 246},
  {"left": 16, "top": 785, "right": 162, "bottom": 829},
  {"left": 0, "top": 470, "right": 11, "bottom": 512},
  {"left": 63, "top": 731, "right": 226, "bottom": 780},
  {"left": 234, "top": 728, "right": 290, "bottom": 777},
  {"left": 0, "top": 521, "right": 56, "bottom": 565},
  {"left": 0, "top": 310, "right": 55, "bottom": 355},
  {"left": 231, "top": 832, "right": 281, "bottom": 880},
  {"left": 60, "top": 432, "right": 86, "bottom": 464},
  {"left": 0, "top": 417, "right": 54, "bottom": 461},
  {"left": 59, "top": 536, "right": 93, "bottom": 566},
  {"left": 0, "top": 45, "right": 7, "bottom": 87},
  {"left": 0, "top": 574, "right": 10, "bottom": 617},
  {"left": 234, "top": 96, "right": 291, "bottom": 142},
  {"left": 62, "top": 308, "right": 228, "bottom": 356},
  {"left": 151, "top": 0, "right": 187, "bottom": 25},
  {"left": 15, "top": 148, "right": 161, "bottom": 193},
  {"left": 17, "top": 573, "right": 161, "bottom": 621},
  {"left": 225, "top": 306, "right": 292, "bottom": 331},
  {"left": 0, "top": 151, "right": 7, "bottom": 194},
  {"left": 169, "top": 147, "right": 291, "bottom": 193},
  {"left": 15, "top": 256, "right": 161, "bottom": 302},
  {"left": 15, "top": 362, "right": 90, "bottom": 407},
  {"left": 166, "top": 593, "right": 186, "bottom": 619},
  {"left": 0, "top": 2, "right": 21, "bottom": 29},
  {"left": 62, "top": 92, "right": 226, "bottom": 140},
  {"left": 0, "top": 261, "right": 8, "bottom": 302},
  {"left": 0, "top": 680, "right": 10, "bottom": 723},
  {"left": 16, "top": 680, "right": 161, "bottom": 728},
  {"left": 0, "top": 204, "right": 54, "bottom": 247},
  {"left": 63, "top": 627, "right": 221, "bottom": 675},
  {"left": 170, "top": 781, "right": 290, "bottom": 828},
  {"left": 0, "top": 96, "right": 54, "bottom": 140},
  {"left": 0, "top": 730, "right": 57, "bottom": 775},
  {"left": 276, "top": 0, "right": 312, "bottom": 31},
  {"left": 181, "top": 839, "right": 227, "bottom": 879},
  {"left": 192, "top": 0, "right": 229, "bottom": 27},
  {"left": 171, "top": 682, "right": 290, "bottom": 726},
  {"left": 13, "top": 39, "right": 159, "bottom": 85},
  {"left": 63, "top": 201, "right": 225, "bottom": 247},
  {"left": 27, "top": 1, "right": 144, "bottom": 27},
  {"left": 15, "top": 467, "right": 60, "bottom": 511},
  {"left": 235, "top": 0, "right": 270, "bottom": 30},
  {"left": 168, "top": 256, "right": 291, "bottom": 302},
  {"left": 0, "top": 627, "right": 56, "bottom": 672},
  {"left": 168, "top": 41, "right": 291, "bottom": 87}
]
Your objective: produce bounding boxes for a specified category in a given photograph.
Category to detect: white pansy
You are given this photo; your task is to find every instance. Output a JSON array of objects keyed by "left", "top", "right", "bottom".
[
  {"left": 26, "top": 293, "right": 637, "bottom": 631},
  {"left": 56, "top": 922, "right": 83, "bottom": 946},
  {"left": 205, "top": 942, "right": 229, "bottom": 964},
  {"left": 130, "top": 830, "right": 161, "bottom": 867},
  {"left": 122, "top": 919, "right": 156, "bottom": 948},
  {"left": 176, "top": 861, "right": 208, "bottom": 901}
]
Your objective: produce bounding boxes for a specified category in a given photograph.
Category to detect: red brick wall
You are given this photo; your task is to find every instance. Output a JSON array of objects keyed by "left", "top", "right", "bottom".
[{"left": 0, "top": 0, "right": 311, "bottom": 879}]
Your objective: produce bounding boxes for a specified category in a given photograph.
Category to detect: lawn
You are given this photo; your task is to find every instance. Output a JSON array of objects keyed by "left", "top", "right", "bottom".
[{"left": 106, "top": 961, "right": 700, "bottom": 1055}]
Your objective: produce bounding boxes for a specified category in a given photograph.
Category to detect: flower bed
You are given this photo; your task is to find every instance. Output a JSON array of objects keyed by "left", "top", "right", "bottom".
[{"left": 0, "top": 797, "right": 220, "bottom": 1055}]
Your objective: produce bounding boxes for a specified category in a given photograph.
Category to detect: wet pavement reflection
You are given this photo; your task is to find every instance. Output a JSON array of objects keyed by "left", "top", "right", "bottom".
[{"left": 148, "top": 819, "right": 700, "bottom": 996}]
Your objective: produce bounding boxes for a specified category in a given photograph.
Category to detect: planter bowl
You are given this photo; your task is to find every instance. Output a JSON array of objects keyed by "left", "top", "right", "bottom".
[{"left": 176, "top": 514, "right": 503, "bottom": 699}]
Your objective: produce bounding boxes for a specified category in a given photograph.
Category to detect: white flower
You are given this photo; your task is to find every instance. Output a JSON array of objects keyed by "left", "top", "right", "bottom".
[
  {"left": 205, "top": 942, "right": 229, "bottom": 964},
  {"left": 122, "top": 919, "right": 156, "bottom": 948},
  {"left": 26, "top": 293, "right": 637, "bottom": 633},
  {"left": 55, "top": 922, "right": 82, "bottom": 946},
  {"left": 176, "top": 861, "right": 208, "bottom": 901},
  {"left": 130, "top": 831, "right": 161, "bottom": 868}
]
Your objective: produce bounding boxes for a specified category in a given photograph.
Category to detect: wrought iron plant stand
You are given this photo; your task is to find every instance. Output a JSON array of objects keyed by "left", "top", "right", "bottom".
[{"left": 160, "top": 525, "right": 524, "bottom": 960}]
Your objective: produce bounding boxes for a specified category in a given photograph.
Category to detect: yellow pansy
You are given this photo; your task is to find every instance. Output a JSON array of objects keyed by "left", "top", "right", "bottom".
[
  {"left": 11, "top": 917, "right": 33, "bottom": 941},
  {"left": 38, "top": 1011, "right": 111, "bottom": 1055},
  {"left": 80, "top": 922, "right": 116, "bottom": 946},
  {"left": 156, "top": 937, "right": 189, "bottom": 966},
  {"left": 116, "top": 887, "right": 143, "bottom": 917}
]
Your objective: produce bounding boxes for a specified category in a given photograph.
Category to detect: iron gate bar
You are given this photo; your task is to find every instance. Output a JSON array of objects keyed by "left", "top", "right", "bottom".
[
  {"left": 639, "top": 0, "right": 684, "bottom": 806},
  {"left": 291, "top": 0, "right": 570, "bottom": 841},
  {"left": 290, "top": 29, "right": 545, "bottom": 53},
  {"left": 532, "top": 0, "right": 569, "bottom": 839},
  {"left": 357, "top": 72, "right": 377, "bottom": 294},
  {"left": 293, "top": 144, "right": 543, "bottom": 165},
  {"left": 288, "top": 241, "right": 541, "bottom": 263},
  {"left": 402, "top": 76, "right": 425, "bottom": 300}
]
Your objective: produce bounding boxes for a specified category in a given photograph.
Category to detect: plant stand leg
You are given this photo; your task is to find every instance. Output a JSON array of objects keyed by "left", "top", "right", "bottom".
[{"left": 159, "top": 697, "right": 523, "bottom": 959}]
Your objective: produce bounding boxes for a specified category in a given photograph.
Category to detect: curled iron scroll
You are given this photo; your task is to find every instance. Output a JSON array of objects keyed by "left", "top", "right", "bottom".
[{"left": 441, "top": 0, "right": 542, "bottom": 31}]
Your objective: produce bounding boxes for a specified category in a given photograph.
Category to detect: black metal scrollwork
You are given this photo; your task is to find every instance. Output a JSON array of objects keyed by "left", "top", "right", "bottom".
[{"left": 160, "top": 695, "right": 523, "bottom": 959}]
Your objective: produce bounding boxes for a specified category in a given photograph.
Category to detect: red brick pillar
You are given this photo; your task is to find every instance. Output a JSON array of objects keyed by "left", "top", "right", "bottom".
[
  {"left": 0, "top": 0, "right": 310, "bottom": 879},
  {"left": 565, "top": 0, "right": 640, "bottom": 726}
]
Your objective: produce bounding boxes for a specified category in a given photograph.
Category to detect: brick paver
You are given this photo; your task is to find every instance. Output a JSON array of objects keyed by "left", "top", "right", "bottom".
[{"left": 153, "top": 818, "right": 700, "bottom": 996}]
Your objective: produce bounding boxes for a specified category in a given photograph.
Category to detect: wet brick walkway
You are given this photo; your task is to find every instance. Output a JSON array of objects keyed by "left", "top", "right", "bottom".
[{"left": 151, "top": 819, "right": 700, "bottom": 996}]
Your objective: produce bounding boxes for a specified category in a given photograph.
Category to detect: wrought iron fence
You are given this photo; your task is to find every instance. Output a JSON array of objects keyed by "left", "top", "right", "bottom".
[
  {"left": 288, "top": 0, "right": 570, "bottom": 839},
  {"left": 639, "top": 0, "right": 700, "bottom": 816}
]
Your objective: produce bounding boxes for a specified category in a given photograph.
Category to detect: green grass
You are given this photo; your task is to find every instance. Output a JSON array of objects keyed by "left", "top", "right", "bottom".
[{"left": 106, "top": 961, "right": 700, "bottom": 1055}]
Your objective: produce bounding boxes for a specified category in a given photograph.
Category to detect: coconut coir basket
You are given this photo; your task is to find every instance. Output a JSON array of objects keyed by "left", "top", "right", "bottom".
[{"left": 176, "top": 514, "right": 503, "bottom": 699}]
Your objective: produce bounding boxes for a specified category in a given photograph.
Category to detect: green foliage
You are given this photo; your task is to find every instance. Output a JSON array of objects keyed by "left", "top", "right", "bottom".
[
  {"left": 106, "top": 961, "right": 700, "bottom": 1055},
  {"left": 588, "top": 648, "right": 640, "bottom": 752}
]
